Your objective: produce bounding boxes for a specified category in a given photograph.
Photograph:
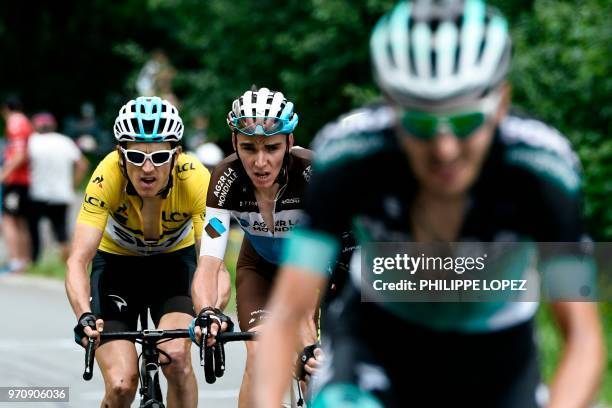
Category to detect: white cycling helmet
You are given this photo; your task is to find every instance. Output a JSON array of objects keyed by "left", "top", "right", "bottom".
[
  {"left": 114, "top": 96, "right": 183, "bottom": 143},
  {"left": 226, "top": 87, "right": 298, "bottom": 136},
  {"left": 370, "top": 0, "right": 511, "bottom": 109}
]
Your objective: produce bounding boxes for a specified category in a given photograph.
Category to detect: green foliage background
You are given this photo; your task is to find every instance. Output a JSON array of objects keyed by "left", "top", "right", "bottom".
[{"left": 124, "top": 0, "right": 611, "bottom": 239}]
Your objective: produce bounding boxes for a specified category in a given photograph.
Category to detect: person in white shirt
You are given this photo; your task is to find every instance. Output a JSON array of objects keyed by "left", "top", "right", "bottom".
[{"left": 28, "top": 112, "right": 89, "bottom": 262}]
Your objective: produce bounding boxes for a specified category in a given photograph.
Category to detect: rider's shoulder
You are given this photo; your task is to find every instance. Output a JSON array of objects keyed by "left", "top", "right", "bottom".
[
  {"left": 290, "top": 146, "right": 313, "bottom": 162},
  {"left": 92, "top": 150, "right": 123, "bottom": 180},
  {"left": 499, "top": 113, "right": 582, "bottom": 194},
  {"left": 311, "top": 103, "right": 396, "bottom": 170},
  {"left": 85, "top": 151, "right": 123, "bottom": 198},
  {"left": 207, "top": 153, "right": 243, "bottom": 187},
  {"left": 174, "top": 152, "right": 209, "bottom": 182}
]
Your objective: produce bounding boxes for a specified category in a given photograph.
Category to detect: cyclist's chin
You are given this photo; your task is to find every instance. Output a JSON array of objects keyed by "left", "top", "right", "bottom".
[
  {"left": 422, "top": 166, "right": 475, "bottom": 197},
  {"left": 133, "top": 180, "right": 163, "bottom": 197}
]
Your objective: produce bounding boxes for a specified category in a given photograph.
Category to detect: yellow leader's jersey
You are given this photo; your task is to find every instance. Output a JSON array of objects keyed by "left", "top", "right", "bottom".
[{"left": 76, "top": 151, "right": 210, "bottom": 256}]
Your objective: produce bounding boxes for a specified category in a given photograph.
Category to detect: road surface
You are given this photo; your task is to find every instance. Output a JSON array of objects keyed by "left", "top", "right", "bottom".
[{"left": 0, "top": 274, "right": 247, "bottom": 407}]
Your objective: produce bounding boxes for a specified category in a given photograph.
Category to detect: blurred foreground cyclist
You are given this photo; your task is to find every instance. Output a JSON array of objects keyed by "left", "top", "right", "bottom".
[
  {"left": 255, "top": 1, "right": 604, "bottom": 407},
  {"left": 66, "top": 97, "right": 227, "bottom": 407}
]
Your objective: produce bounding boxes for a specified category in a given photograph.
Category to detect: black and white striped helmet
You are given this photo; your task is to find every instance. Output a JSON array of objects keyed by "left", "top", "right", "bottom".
[
  {"left": 227, "top": 87, "right": 298, "bottom": 135},
  {"left": 370, "top": 0, "right": 511, "bottom": 109},
  {"left": 114, "top": 96, "right": 183, "bottom": 143}
]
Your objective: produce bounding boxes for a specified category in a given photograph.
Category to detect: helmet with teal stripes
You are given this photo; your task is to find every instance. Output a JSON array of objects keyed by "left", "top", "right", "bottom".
[
  {"left": 370, "top": 0, "right": 511, "bottom": 109},
  {"left": 114, "top": 96, "right": 183, "bottom": 143},
  {"left": 227, "top": 87, "right": 298, "bottom": 136}
]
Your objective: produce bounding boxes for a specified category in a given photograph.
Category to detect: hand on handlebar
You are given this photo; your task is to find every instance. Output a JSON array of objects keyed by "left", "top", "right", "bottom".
[
  {"left": 296, "top": 342, "right": 323, "bottom": 381},
  {"left": 74, "top": 312, "right": 104, "bottom": 348},
  {"left": 189, "top": 307, "right": 234, "bottom": 347},
  {"left": 304, "top": 347, "right": 324, "bottom": 376}
]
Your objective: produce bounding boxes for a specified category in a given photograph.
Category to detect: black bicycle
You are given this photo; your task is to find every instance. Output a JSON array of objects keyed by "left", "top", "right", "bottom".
[{"left": 82, "top": 310, "right": 255, "bottom": 408}]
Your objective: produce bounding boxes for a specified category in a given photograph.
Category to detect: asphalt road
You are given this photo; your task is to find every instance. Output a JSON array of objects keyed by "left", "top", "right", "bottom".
[{"left": 0, "top": 274, "right": 247, "bottom": 408}]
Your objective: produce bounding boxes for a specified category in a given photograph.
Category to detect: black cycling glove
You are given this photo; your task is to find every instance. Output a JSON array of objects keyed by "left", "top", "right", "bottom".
[{"left": 73, "top": 312, "right": 98, "bottom": 346}]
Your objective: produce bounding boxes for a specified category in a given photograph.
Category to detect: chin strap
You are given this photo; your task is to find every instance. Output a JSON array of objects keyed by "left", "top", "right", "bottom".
[
  {"left": 156, "top": 173, "right": 174, "bottom": 199},
  {"left": 273, "top": 134, "right": 292, "bottom": 186}
]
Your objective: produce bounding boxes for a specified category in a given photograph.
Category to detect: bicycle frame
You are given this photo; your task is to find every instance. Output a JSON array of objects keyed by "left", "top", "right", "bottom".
[{"left": 139, "top": 334, "right": 164, "bottom": 407}]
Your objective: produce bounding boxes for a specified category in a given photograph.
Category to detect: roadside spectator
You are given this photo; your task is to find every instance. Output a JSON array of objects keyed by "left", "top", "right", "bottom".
[
  {"left": 0, "top": 95, "right": 33, "bottom": 274},
  {"left": 185, "top": 113, "right": 210, "bottom": 151},
  {"left": 185, "top": 112, "right": 223, "bottom": 171},
  {"left": 28, "top": 113, "right": 89, "bottom": 262},
  {"left": 64, "top": 102, "right": 111, "bottom": 157},
  {"left": 136, "top": 49, "right": 178, "bottom": 103}
]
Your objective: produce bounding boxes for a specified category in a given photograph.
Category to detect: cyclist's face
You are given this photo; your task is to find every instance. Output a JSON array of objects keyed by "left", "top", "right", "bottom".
[
  {"left": 121, "top": 142, "right": 176, "bottom": 198},
  {"left": 234, "top": 133, "right": 293, "bottom": 189},
  {"left": 399, "top": 88, "right": 509, "bottom": 197}
]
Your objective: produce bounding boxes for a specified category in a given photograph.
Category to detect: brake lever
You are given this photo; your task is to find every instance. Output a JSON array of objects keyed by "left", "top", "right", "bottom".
[{"left": 83, "top": 337, "right": 96, "bottom": 381}]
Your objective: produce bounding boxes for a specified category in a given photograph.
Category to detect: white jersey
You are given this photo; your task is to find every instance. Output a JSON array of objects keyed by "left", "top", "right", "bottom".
[{"left": 28, "top": 132, "right": 82, "bottom": 204}]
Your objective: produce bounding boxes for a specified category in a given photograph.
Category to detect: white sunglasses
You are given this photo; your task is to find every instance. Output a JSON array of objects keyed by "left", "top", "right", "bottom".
[{"left": 120, "top": 147, "right": 177, "bottom": 167}]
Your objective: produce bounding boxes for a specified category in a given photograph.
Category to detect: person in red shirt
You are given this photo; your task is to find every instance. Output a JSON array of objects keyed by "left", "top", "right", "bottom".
[{"left": 1, "top": 95, "right": 33, "bottom": 273}]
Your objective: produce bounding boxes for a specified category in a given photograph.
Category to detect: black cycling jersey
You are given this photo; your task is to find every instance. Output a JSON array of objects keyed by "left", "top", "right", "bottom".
[
  {"left": 282, "top": 104, "right": 587, "bottom": 407},
  {"left": 288, "top": 104, "right": 585, "bottom": 332}
]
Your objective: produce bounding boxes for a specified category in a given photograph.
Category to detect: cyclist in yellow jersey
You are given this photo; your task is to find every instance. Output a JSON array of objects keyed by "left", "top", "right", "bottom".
[{"left": 66, "top": 96, "right": 230, "bottom": 408}]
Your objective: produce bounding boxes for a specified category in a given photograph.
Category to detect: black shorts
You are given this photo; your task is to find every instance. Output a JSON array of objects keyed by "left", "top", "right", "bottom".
[
  {"left": 90, "top": 246, "right": 197, "bottom": 333},
  {"left": 1, "top": 184, "right": 29, "bottom": 216},
  {"left": 311, "top": 286, "right": 542, "bottom": 408},
  {"left": 29, "top": 201, "right": 69, "bottom": 242}
]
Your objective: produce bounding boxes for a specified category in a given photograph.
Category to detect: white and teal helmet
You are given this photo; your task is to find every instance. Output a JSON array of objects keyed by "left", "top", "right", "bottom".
[
  {"left": 371, "top": 0, "right": 511, "bottom": 109},
  {"left": 227, "top": 87, "right": 298, "bottom": 136},
  {"left": 114, "top": 96, "right": 183, "bottom": 143}
]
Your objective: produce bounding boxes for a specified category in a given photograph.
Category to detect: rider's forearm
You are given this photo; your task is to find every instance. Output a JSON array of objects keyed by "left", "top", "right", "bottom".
[
  {"left": 548, "top": 302, "right": 604, "bottom": 408},
  {"left": 255, "top": 306, "right": 302, "bottom": 407},
  {"left": 65, "top": 223, "right": 103, "bottom": 318},
  {"left": 65, "top": 257, "right": 93, "bottom": 318},
  {"left": 192, "top": 255, "right": 223, "bottom": 311},
  {"left": 215, "top": 263, "right": 232, "bottom": 310},
  {"left": 300, "top": 292, "right": 321, "bottom": 346},
  {"left": 255, "top": 267, "right": 325, "bottom": 407}
]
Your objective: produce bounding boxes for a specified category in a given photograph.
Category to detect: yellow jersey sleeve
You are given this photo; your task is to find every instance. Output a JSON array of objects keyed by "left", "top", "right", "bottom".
[
  {"left": 178, "top": 153, "right": 210, "bottom": 243},
  {"left": 76, "top": 151, "right": 123, "bottom": 231}
]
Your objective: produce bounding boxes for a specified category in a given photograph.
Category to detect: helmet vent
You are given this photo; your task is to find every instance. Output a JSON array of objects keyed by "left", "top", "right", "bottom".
[{"left": 142, "top": 119, "right": 155, "bottom": 134}]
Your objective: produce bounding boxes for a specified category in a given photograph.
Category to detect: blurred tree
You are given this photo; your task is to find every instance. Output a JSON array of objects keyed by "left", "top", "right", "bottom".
[
  {"left": 506, "top": 0, "right": 612, "bottom": 239},
  {"left": 145, "top": 0, "right": 610, "bottom": 238},
  {"left": 146, "top": 0, "right": 395, "bottom": 145},
  {"left": 0, "top": 0, "right": 177, "bottom": 130}
]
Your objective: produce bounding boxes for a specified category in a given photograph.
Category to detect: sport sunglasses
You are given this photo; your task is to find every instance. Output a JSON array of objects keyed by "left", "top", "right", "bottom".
[
  {"left": 400, "top": 92, "right": 502, "bottom": 140},
  {"left": 232, "top": 116, "right": 289, "bottom": 136},
  {"left": 120, "top": 147, "right": 177, "bottom": 166}
]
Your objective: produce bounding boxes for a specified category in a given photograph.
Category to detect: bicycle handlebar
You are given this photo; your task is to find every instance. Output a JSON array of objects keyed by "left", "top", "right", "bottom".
[
  {"left": 216, "top": 331, "right": 257, "bottom": 342},
  {"left": 99, "top": 329, "right": 191, "bottom": 341},
  {"left": 82, "top": 329, "right": 256, "bottom": 381}
]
